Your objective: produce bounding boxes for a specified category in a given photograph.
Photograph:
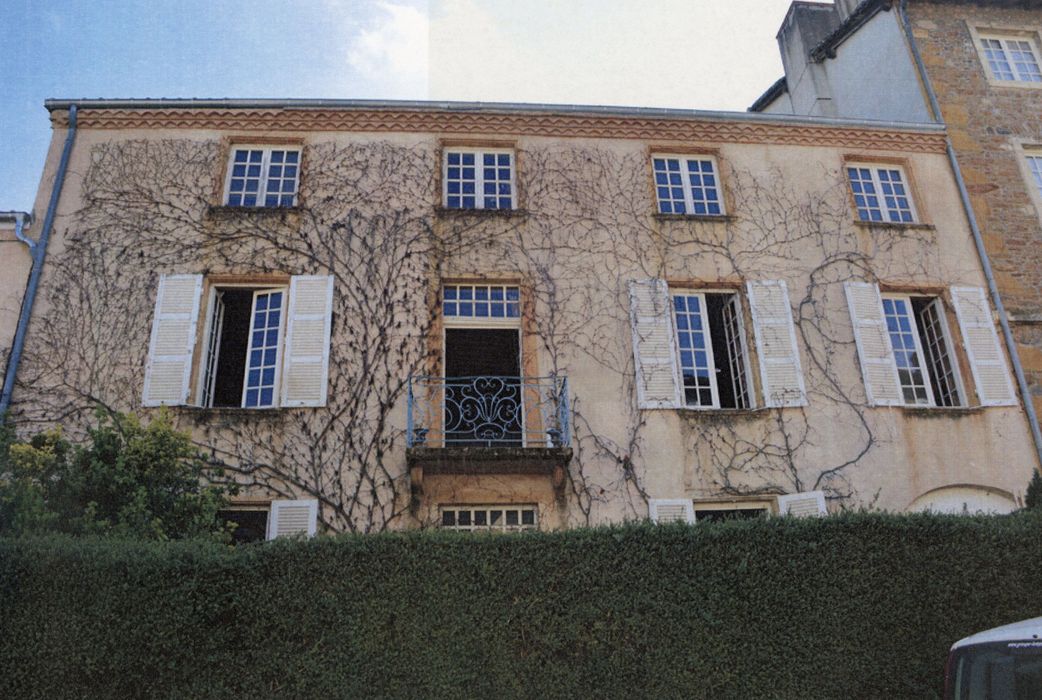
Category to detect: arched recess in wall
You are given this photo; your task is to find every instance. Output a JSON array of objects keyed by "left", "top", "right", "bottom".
[{"left": 907, "top": 484, "right": 1019, "bottom": 515}]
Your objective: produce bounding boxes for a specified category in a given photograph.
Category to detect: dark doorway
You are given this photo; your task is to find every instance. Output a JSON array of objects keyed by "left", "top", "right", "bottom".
[
  {"left": 694, "top": 508, "right": 767, "bottom": 523},
  {"left": 211, "top": 289, "right": 254, "bottom": 407},
  {"left": 444, "top": 328, "right": 522, "bottom": 446}
]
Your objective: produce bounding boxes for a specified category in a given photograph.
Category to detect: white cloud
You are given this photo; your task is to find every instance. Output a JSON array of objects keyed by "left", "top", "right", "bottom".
[{"left": 346, "top": 2, "right": 429, "bottom": 98}]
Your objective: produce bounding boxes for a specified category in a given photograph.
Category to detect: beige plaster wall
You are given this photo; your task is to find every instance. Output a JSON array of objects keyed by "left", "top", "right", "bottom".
[
  {"left": 9, "top": 108, "right": 1037, "bottom": 532},
  {"left": 0, "top": 222, "right": 32, "bottom": 391}
]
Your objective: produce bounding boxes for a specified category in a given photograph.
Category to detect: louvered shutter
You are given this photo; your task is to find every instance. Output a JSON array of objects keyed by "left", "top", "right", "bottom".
[
  {"left": 281, "top": 275, "right": 334, "bottom": 407},
  {"left": 844, "top": 282, "right": 902, "bottom": 406},
  {"left": 950, "top": 286, "right": 1016, "bottom": 406},
  {"left": 649, "top": 499, "right": 696, "bottom": 524},
  {"left": 142, "top": 274, "right": 203, "bottom": 406},
  {"left": 777, "top": 490, "right": 827, "bottom": 517},
  {"left": 746, "top": 280, "right": 807, "bottom": 407},
  {"left": 267, "top": 499, "right": 319, "bottom": 539},
  {"left": 629, "top": 279, "right": 681, "bottom": 409}
]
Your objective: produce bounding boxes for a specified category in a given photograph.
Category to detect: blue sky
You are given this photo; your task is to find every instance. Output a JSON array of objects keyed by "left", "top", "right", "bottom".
[{"left": 0, "top": 0, "right": 794, "bottom": 212}]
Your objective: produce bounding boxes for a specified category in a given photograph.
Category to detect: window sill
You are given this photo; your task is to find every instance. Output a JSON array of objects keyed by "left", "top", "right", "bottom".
[
  {"left": 169, "top": 405, "right": 295, "bottom": 418},
  {"left": 208, "top": 205, "right": 302, "bottom": 217},
  {"left": 675, "top": 407, "right": 772, "bottom": 421},
  {"left": 653, "top": 213, "right": 735, "bottom": 223},
  {"left": 985, "top": 79, "right": 1042, "bottom": 91},
  {"left": 897, "top": 405, "right": 985, "bottom": 417},
  {"left": 853, "top": 220, "right": 934, "bottom": 232},
  {"left": 434, "top": 207, "right": 528, "bottom": 219}
]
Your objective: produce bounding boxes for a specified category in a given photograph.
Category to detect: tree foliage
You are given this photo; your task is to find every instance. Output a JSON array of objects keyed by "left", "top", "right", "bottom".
[{"left": 0, "top": 410, "right": 230, "bottom": 540}]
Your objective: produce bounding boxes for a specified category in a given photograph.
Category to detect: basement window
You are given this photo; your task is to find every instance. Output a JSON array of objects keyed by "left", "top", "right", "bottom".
[
  {"left": 199, "top": 286, "right": 286, "bottom": 408},
  {"left": 672, "top": 291, "right": 752, "bottom": 409},
  {"left": 882, "top": 295, "right": 963, "bottom": 407},
  {"left": 440, "top": 505, "right": 537, "bottom": 532}
]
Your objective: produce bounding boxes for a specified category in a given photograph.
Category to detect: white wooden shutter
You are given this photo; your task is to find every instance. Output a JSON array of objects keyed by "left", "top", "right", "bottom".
[
  {"left": 951, "top": 286, "right": 1016, "bottom": 406},
  {"left": 267, "top": 499, "right": 319, "bottom": 539},
  {"left": 629, "top": 279, "right": 681, "bottom": 409},
  {"left": 281, "top": 275, "right": 334, "bottom": 407},
  {"left": 649, "top": 499, "right": 696, "bottom": 524},
  {"left": 777, "top": 490, "right": 827, "bottom": 517},
  {"left": 142, "top": 274, "right": 203, "bottom": 407},
  {"left": 746, "top": 280, "right": 807, "bottom": 407},
  {"left": 844, "top": 282, "right": 902, "bottom": 406}
]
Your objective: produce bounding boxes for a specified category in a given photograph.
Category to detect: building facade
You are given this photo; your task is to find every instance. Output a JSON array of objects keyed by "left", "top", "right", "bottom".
[
  {"left": 0, "top": 212, "right": 32, "bottom": 393},
  {"left": 5, "top": 99, "right": 1036, "bottom": 536},
  {"left": 753, "top": 0, "right": 1042, "bottom": 437}
]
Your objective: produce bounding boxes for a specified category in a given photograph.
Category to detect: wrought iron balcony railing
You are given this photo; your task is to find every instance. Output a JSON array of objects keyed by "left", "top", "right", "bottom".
[{"left": 407, "top": 376, "right": 570, "bottom": 448}]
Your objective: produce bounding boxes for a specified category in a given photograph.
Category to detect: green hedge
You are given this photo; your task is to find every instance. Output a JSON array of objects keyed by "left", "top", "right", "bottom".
[{"left": 2, "top": 512, "right": 1041, "bottom": 698}]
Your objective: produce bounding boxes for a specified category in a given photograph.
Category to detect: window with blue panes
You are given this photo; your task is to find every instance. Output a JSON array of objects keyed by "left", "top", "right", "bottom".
[
  {"left": 225, "top": 147, "right": 300, "bottom": 207},
  {"left": 244, "top": 290, "right": 284, "bottom": 408},
  {"left": 846, "top": 164, "right": 916, "bottom": 223},
  {"left": 671, "top": 291, "right": 752, "bottom": 409},
  {"left": 443, "top": 284, "right": 520, "bottom": 319},
  {"left": 444, "top": 150, "right": 514, "bottom": 210},
  {"left": 653, "top": 156, "right": 724, "bottom": 216},
  {"left": 199, "top": 286, "right": 287, "bottom": 409},
  {"left": 882, "top": 295, "right": 962, "bottom": 407}
]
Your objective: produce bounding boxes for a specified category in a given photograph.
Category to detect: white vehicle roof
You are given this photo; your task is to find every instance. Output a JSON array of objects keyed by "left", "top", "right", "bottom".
[{"left": 951, "top": 617, "right": 1042, "bottom": 650}]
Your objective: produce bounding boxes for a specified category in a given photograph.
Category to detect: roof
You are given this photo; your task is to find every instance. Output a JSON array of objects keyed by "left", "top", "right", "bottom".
[
  {"left": 952, "top": 617, "right": 1042, "bottom": 650},
  {"left": 42, "top": 97, "right": 945, "bottom": 134},
  {"left": 0, "top": 211, "right": 31, "bottom": 225},
  {"left": 810, "top": 0, "right": 892, "bottom": 62},
  {"left": 749, "top": 77, "right": 789, "bottom": 113}
]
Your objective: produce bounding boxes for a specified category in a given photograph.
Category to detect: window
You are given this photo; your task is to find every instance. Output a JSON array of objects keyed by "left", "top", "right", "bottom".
[
  {"left": 223, "top": 146, "right": 300, "bottom": 207},
  {"left": 846, "top": 164, "right": 916, "bottom": 223},
  {"left": 142, "top": 274, "right": 334, "bottom": 409},
  {"left": 672, "top": 291, "right": 752, "bottom": 409},
  {"left": 980, "top": 35, "right": 1042, "bottom": 83},
  {"left": 653, "top": 155, "right": 724, "bottom": 215},
  {"left": 200, "top": 286, "right": 286, "bottom": 408},
  {"left": 442, "top": 284, "right": 520, "bottom": 319},
  {"left": 693, "top": 502, "right": 771, "bottom": 522},
  {"left": 218, "top": 499, "right": 318, "bottom": 543},
  {"left": 440, "top": 505, "right": 537, "bottom": 531},
  {"left": 882, "top": 295, "right": 963, "bottom": 407},
  {"left": 443, "top": 149, "right": 514, "bottom": 210},
  {"left": 1026, "top": 153, "right": 1042, "bottom": 199}
]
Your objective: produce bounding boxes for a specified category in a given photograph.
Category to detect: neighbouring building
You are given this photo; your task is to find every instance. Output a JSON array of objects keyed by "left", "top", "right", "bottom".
[
  {"left": 0, "top": 212, "right": 32, "bottom": 392},
  {"left": 4, "top": 98, "right": 1037, "bottom": 537},
  {"left": 752, "top": 0, "right": 1042, "bottom": 434}
]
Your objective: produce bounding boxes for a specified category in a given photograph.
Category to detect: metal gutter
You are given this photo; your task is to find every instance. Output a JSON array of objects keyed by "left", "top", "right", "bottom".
[
  {"left": 898, "top": 0, "right": 1042, "bottom": 470},
  {"left": 0, "top": 106, "right": 78, "bottom": 417},
  {"left": 42, "top": 97, "right": 946, "bottom": 134}
]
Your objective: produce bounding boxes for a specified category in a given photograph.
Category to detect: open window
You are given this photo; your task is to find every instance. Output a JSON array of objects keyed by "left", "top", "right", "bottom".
[
  {"left": 440, "top": 504, "right": 537, "bottom": 532},
  {"left": 671, "top": 291, "right": 752, "bottom": 409},
  {"left": 442, "top": 284, "right": 523, "bottom": 445},
  {"left": 200, "top": 286, "right": 286, "bottom": 408},
  {"left": 142, "top": 274, "right": 334, "bottom": 408},
  {"left": 217, "top": 498, "right": 319, "bottom": 543},
  {"left": 881, "top": 295, "right": 963, "bottom": 407}
]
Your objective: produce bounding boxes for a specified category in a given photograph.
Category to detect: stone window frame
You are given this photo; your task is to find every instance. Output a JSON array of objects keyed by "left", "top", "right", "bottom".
[
  {"left": 437, "top": 139, "right": 520, "bottom": 212},
  {"left": 210, "top": 135, "right": 307, "bottom": 209},
  {"left": 1012, "top": 139, "right": 1042, "bottom": 226},
  {"left": 647, "top": 144, "right": 734, "bottom": 221},
  {"left": 967, "top": 24, "right": 1042, "bottom": 90}
]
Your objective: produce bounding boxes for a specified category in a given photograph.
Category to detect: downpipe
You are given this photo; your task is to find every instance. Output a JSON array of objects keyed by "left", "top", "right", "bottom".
[
  {"left": 898, "top": 1, "right": 1042, "bottom": 470},
  {"left": 0, "top": 105, "right": 78, "bottom": 417}
]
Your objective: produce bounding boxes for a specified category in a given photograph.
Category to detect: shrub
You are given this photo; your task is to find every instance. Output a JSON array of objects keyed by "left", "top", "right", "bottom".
[
  {"left": 0, "top": 410, "right": 229, "bottom": 540},
  {"left": 2, "top": 512, "right": 1041, "bottom": 698}
]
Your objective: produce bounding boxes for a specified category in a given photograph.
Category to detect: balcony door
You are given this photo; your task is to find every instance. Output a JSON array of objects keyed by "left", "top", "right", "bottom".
[{"left": 444, "top": 328, "right": 522, "bottom": 446}]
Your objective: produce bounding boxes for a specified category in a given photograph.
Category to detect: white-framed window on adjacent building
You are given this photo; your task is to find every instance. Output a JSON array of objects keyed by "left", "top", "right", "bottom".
[
  {"left": 1026, "top": 152, "right": 1042, "bottom": 199},
  {"left": 223, "top": 146, "right": 300, "bottom": 207},
  {"left": 443, "top": 148, "right": 515, "bottom": 210},
  {"left": 440, "top": 504, "right": 537, "bottom": 531},
  {"left": 846, "top": 163, "right": 917, "bottom": 224},
  {"left": 670, "top": 290, "right": 752, "bottom": 409},
  {"left": 142, "top": 274, "right": 334, "bottom": 409},
  {"left": 980, "top": 34, "right": 1042, "bottom": 83},
  {"left": 652, "top": 155, "right": 724, "bottom": 216}
]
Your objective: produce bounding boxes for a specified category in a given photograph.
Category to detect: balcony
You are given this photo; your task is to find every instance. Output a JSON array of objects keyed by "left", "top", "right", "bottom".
[{"left": 406, "top": 375, "right": 572, "bottom": 492}]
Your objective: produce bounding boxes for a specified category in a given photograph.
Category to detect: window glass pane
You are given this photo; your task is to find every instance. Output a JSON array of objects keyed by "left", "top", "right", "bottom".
[
  {"left": 443, "top": 285, "right": 521, "bottom": 318},
  {"left": 673, "top": 294, "right": 716, "bottom": 407},
  {"left": 883, "top": 297, "right": 931, "bottom": 406},
  {"left": 243, "top": 289, "right": 283, "bottom": 407}
]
